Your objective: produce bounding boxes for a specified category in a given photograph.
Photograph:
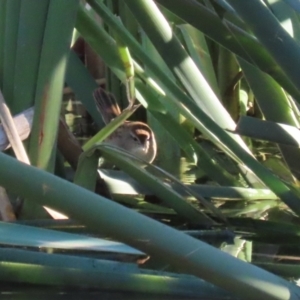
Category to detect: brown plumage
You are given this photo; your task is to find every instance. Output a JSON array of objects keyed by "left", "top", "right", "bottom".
[
  {"left": 93, "top": 87, "right": 157, "bottom": 163},
  {"left": 93, "top": 88, "right": 121, "bottom": 124}
]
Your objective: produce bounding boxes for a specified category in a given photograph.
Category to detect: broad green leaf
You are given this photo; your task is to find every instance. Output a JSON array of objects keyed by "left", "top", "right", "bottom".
[
  {"left": 0, "top": 221, "right": 143, "bottom": 254},
  {"left": 0, "top": 140, "right": 298, "bottom": 298}
]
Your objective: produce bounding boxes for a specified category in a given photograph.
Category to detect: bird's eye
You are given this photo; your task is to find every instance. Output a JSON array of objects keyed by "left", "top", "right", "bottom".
[{"left": 130, "top": 131, "right": 138, "bottom": 142}]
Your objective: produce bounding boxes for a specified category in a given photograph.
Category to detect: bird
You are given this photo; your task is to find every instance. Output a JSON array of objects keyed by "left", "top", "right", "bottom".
[{"left": 93, "top": 87, "right": 157, "bottom": 164}]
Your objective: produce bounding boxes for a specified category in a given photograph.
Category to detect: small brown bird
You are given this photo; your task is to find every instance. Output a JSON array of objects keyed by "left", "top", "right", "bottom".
[{"left": 93, "top": 88, "right": 157, "bottom": 163}]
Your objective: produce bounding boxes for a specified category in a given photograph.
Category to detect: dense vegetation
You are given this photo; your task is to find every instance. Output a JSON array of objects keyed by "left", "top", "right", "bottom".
[{"left": 1, "top": 0, "right": 300, "bottom": 299}]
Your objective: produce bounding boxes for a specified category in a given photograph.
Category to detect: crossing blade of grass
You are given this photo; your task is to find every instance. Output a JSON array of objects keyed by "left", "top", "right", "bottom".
[
  {"left": 99, "top": 169, "right": 277, "bottom": 200},
  {"left": 89, "top": 143, "right": 216, "bottom": 226},
  {"left": 224, "top": 200, "right": 278, "bottom": 218},
  {"left": 239, "top": 58, "right": 300, "bottom": 180},
  {"left": 178, "top": 24, "right": 220, "bottom": 99},
  {"left": 230, "top": 217, "right": 300, "bottom": 244},
  {"left": 0, "top": 247, "right": 234, "bottom": 298},
  {"left": 135, "top": 79, "right": 239, "bottom": 185},
  {"left": 124, "top": 0, "right": 242, "bottom": 136},
  {"left": 100, "top": 144, "right": 227, "bottom": 224},
  {"left": 238, "top": 60, "right": 299, "bottom": 126},
  {"left": 140, "top": 32, "right": 182, "bottom": 176},
  {"left": 234, "top": 116, "right": 300, "bottom": 147},
  {"left": 0, "top": 221, "right": 143, "bottom": 254},
  {"left": 227, "top": 0, "right": 300, "bottom": 100},
  {"left": 0, "top": 152, "right": 299, "bottom": 298},
  {"left": 156, "top": 0, "right": 300, "bottom": 102},
  {"left": 82, "top": 104, "right": 140, "bottom": 152},
  {"left": 264, "top": 0, "right": 300, "bottom": 41}
]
